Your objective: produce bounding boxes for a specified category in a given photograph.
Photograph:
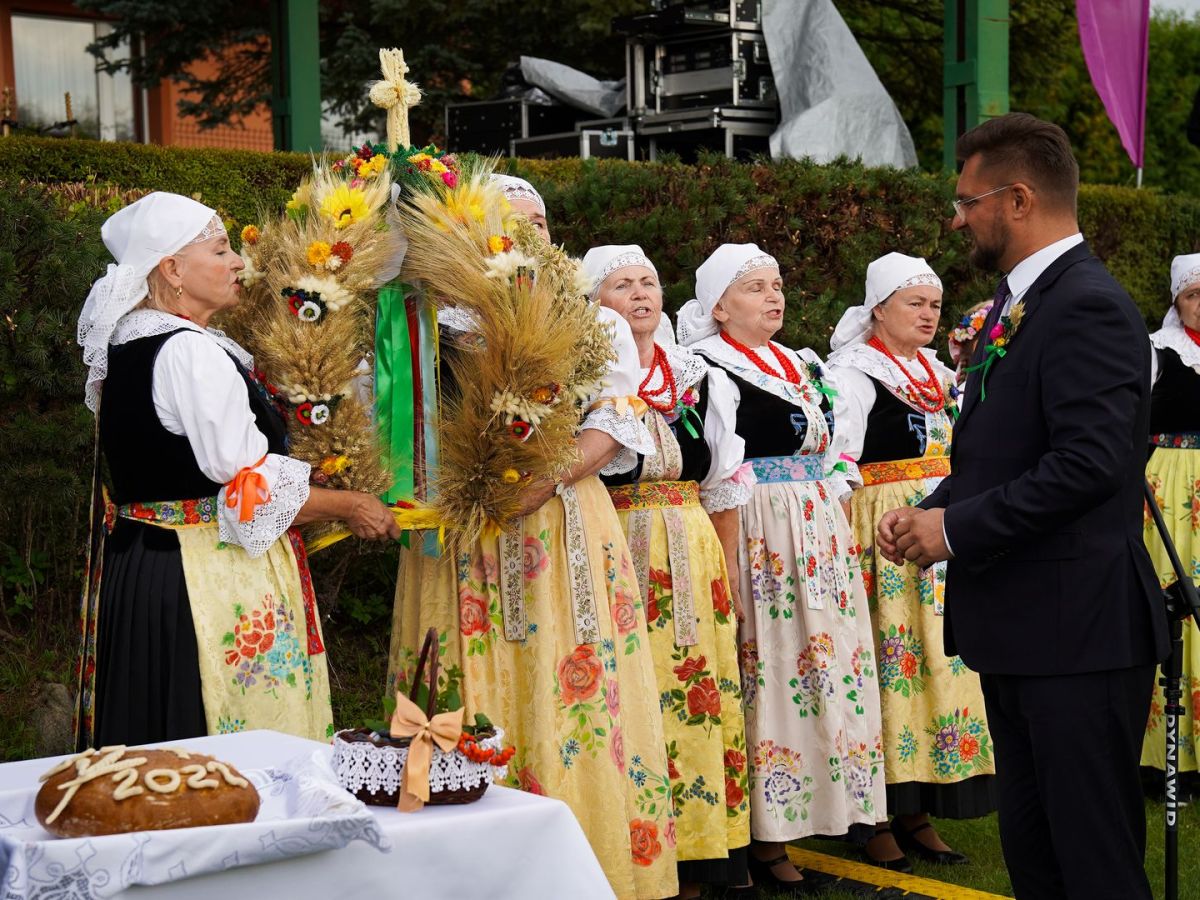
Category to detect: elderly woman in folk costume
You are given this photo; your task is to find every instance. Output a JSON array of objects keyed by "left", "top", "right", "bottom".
[
  {"left": 584, "top": 245, "right": 752, "bottom": 898},
  {"left": 1143, "top": 253, "right": 1200, "bottom": 785},
  {"left": 75, "top": 192, "right": 399, "bottom": 749},
  {"left": 826, "top": 253, "right": 996, "bottom": 872},
  {"left": 677, "top": 243, "right": 881, "bottom": 894},
  {"left": 388, "top": 178, "right": 679, "bottom": 900}
]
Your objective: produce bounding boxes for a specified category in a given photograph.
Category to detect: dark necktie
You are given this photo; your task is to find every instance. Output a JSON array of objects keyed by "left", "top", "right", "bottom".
[{"left": 971, "top": 276, "right": 1011, "bottom": 367}]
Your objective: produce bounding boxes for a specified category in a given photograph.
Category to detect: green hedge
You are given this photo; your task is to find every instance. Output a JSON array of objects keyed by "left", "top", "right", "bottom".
[
  {"left": 2, "top": 135, "right": 1197, "bottom": 343},
  {"left": 3, "top": 135, "right": 1200, "bottom": 711}
]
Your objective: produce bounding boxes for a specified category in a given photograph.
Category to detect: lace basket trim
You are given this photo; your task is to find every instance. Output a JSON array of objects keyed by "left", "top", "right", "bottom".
[{"left": 331, "top": 727, "right": 508, "bottom": 795}]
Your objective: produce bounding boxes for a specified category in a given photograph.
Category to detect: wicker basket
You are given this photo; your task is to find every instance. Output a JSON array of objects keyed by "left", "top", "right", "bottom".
[{"left": 331, "top": 628, "right": 504, "bottom": 807}]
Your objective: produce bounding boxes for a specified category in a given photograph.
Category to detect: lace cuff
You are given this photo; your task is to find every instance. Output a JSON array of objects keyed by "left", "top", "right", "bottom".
[
  {"left": 701, "top": 474, "right": 754, "bottom": 514},
  {"left": 581, "top": 404, "right": 657, "bottom": 457},
  {"left": 218, "top": 453, "right": 312, "bottom": 558},
  {"left": 600, "top": 446, "right": 639, "bottom": 476}
]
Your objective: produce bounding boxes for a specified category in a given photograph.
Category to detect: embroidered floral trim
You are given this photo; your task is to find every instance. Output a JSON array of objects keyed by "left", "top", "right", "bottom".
[
  {"left": 184, "top": 214, "right": 227, "bottom": 246},
  {"left": 1150, "top": 432, "right": 1200, "bottom": 449},
  {"left": 730, "top": 254, "right": 779, "bottom": 284},
  {"left": 590, "top": 251, "right": 656, "bottom": 297},
  {"left": 608, "top": 480, "right": 701, "bottom": 511},
  {"left": 1175, "top": 266, "right": 1200, "bottom": 298},
  {"left": 895, "top": 272, "right": 941, "bottom": 291},
  {"left": 750, "top": 455, "right": 825, "bottom": 484},
  {"left": 118, "top": 496, "right": 219, "bottom": 527},
  {"left": 859, "top": 456, "right": 951, "bottom": 486}
]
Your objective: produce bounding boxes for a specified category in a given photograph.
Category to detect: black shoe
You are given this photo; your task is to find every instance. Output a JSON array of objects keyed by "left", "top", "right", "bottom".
[
  {"left": 746, "top": 853, "right": 837, "bottom": 896},
  {"left": 720, "top": 883, "right": 760, "bottom": 899},
  {"left": 861, "top": 826, "right": 913, "bottom": 873},
  {"left": 892, "top": 819, "right": 970, "bottom": 865}
]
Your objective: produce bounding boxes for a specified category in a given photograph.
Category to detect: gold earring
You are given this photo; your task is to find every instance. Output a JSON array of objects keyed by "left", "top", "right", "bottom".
[{"left": 175, "top": 286, "right": 183, "bottom": 299}]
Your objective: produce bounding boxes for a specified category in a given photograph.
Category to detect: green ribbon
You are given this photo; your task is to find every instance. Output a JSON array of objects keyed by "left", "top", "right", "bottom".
[
  {"left": 963, "top": 345, "right": 1006, "bottom": 402},
  {"left": 677, "top": 404, "right": 701, "bottom": 439},
  {"left": 375, "top": 281, "right": 415, "bottom": 503}
]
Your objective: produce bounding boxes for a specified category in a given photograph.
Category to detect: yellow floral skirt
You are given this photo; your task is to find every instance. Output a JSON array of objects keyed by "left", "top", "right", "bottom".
[
  {"left": 608, "top": 481, "right": 750, "bottom": 867},
  {"left": 850, "top": 468, "right": 995, "bottom": 794},
  {"left": 177, "top": 525, "right": 332, "bottom": 740},
  {"left": 389, "top": 476, "right": 678, "bottom": 899},
  {"left": 1144, "top": 446, "right": 1200, "bottom": 771}
]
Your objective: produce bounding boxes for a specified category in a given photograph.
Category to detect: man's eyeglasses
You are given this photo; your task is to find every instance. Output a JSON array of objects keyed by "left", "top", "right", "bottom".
[{"left": 952, "top": 184, "right": 1013, "bottom": 219}]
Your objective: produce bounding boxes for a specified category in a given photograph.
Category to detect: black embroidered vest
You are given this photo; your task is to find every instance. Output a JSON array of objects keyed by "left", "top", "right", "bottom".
[
  {"left": 99, "top": 330, "right": 288, "bottom": 505},
  {"left": 858, "top": 378, "right": 929, "bottom": 464},
  {"left": 700, "top": 358, "right": 832, "bottom": 460},
  {"left": 1150, "top": 346, "right": 1200, "bottom": 435}
]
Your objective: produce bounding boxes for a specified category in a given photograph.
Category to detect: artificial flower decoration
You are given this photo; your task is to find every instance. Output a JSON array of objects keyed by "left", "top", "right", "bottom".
[
  {"left": 487, "top": 234, "right": 514, "bottom": 255},
  {"left": 320, "top": 454, "right": 352, "bottom": 476},
  {"left": 320, "top": 184, "right": 370, "bottom": 230},
  {"left": 330, "top": 242, "right": 354, "bottom": 267},
  {"left": 240, "top": 224, "right": 260, "bottom": 246},
  {"left": 965, "top": 301, "right": 1026, "bottom": 400},
  {"left": 508, "top": 420, "right": 534, "bottom": 442},
  {"left": 295, "top": 275, "right": 354, "bottom": 312},
  {"left": 307, "top": 241, "right": 333, "bottom": 268},
  {"left": 282, "top": 287, "right": 328, "bottom": 322}
]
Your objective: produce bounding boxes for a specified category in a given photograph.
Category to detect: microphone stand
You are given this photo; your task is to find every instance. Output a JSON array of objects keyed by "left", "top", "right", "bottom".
[{"left": 1142, "top": 479, "right": 1200, "bottom": 900}]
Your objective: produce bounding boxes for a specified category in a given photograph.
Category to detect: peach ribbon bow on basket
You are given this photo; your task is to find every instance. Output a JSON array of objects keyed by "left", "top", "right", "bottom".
[{"left": 388, "top": 692, "right": 465, "bottom": 812}]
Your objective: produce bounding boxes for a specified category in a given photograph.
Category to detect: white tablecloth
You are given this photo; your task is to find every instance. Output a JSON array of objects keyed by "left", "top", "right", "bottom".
[{"left": 0, "top": 730, "right": 614, "bottom": 899}]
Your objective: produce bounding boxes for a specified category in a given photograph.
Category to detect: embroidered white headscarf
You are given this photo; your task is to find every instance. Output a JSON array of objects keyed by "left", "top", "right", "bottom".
[
  {"left": 581, "top": 245, "right": 658, "bottom": 300},
  {"left": 77, "top": 192, "right": 224, "bottom": 412},
  {"left": 492, "top": 174, "right": 546, "bottom": 216},
  {"left": 829, "top": 252, "right": 942, "bottom": 352},
  {"left": 1163, "top": 252, "right": 1200, "bottom": 332},
  {"left": 676, "top": 243, "right": 779, "bottom": 347}
]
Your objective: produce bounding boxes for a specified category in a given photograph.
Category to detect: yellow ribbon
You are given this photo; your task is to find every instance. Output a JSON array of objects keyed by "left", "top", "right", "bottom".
[
  {"left": 388, "top": 692, "right": 465, "bottom": 812},
  {"left": 305, "top": 504, "right": 445, "bottom": 554},
  {"left": 368, "top": 48, "right": 422, "bottom": 152}
]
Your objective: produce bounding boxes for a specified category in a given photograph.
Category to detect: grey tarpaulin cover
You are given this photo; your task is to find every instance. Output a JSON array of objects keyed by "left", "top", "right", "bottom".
[
  {"left": 519, "top": 56, "right": 625, "bottom": 118},
  {"left": 764, "top": 0, "right": 917, "bottom": 168}
]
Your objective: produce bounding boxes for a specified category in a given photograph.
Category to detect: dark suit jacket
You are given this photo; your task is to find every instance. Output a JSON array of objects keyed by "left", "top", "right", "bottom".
[{"left": 920, "top": 241, "right": 1169, "bottom": 675}]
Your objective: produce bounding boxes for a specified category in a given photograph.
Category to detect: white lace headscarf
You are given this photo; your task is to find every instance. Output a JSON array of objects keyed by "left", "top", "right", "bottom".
[
  {"left": 492, "top": 174, "right": 546, "bottom": 216},
  {"left": 829, "top": 252, "right": 942, "bottom": 352},
  {"left": 77, "top": 192, "right": 224, "bottom": 412},
  {"left": 581, "top": 245, "right": 658, "bottom": 300},
  {"left": 1165, "top": 252, "right": 1200, "bottom": 330},
  {"left": 676, "top": 243, "right": 779, "bottom": 346}
]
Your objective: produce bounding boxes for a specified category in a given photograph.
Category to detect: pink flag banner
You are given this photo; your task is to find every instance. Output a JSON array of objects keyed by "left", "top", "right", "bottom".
[{"left": 1076, "top": 0, "right": 1151, "bottom": 168}]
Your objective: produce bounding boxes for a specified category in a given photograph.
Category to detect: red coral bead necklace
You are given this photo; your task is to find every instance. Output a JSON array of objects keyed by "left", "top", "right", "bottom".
[
  {"left": 720, "top": 331, "right": 801, "bottom": 385},
  {"left": 639, "top": 343, "right": 678, "bottom": 413},
  {"left": 867, "top": 335, "right": 945, "bottom": 412}
]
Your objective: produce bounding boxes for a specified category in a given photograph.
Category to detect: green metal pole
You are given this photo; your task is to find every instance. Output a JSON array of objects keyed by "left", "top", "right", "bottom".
[
  {"left": 943, "top": 0, "right": 1010, "bottom": 171},
  {"left": 269, "top": 0, "right": 321, "bottom": 152}
]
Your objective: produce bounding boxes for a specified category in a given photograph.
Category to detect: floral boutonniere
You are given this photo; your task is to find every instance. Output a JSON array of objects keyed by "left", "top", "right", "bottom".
[
  {"left": 669, "top": 386, "right": 702, "bottom": 438},
  {"left": 966, "top": 301, "right": 1025, "bottom": 400}
]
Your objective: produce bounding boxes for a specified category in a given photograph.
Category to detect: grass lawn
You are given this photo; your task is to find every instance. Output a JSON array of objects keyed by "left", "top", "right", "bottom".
[{"left": 755, "top": 798, "right": 1200, "bottom": 899}]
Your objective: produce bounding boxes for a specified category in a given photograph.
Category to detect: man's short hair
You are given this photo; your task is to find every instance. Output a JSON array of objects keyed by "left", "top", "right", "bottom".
[{"left": 956, "top": 112, "right": 1079, "bottom": 213}]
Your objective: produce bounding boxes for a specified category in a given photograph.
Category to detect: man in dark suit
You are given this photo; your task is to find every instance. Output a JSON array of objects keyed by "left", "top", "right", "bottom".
[{"left": 877, "top": 113, "right": 1169, "bottom": 899}]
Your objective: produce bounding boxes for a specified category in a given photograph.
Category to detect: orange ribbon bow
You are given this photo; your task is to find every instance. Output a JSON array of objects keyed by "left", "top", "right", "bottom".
[
  {"left": 388, "top": 692, "right": 465, "bottom": 812},
  {"left": 225, "top": 454, "right": 271, "bottom": 523}
]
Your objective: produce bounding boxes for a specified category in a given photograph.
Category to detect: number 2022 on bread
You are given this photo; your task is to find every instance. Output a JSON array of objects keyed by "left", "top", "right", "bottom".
[{"left": 35, "top": 746, "right": 260, "bottom": 838}]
